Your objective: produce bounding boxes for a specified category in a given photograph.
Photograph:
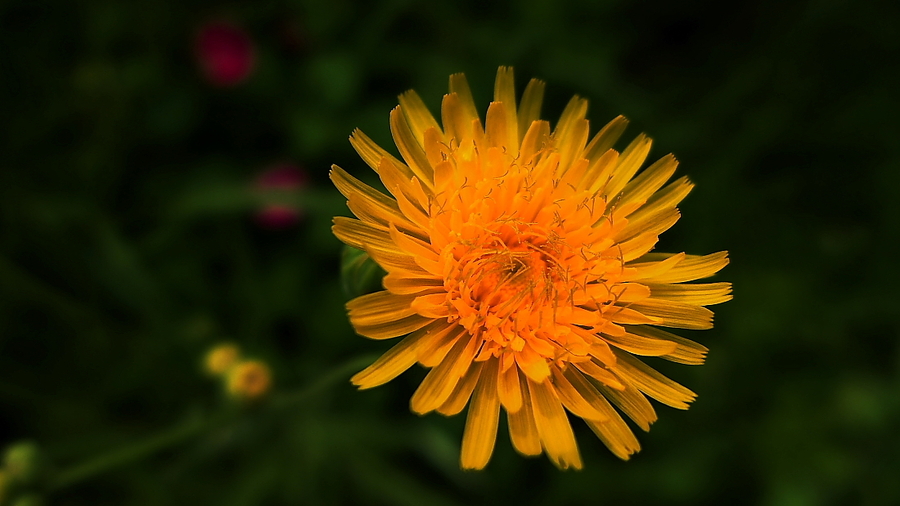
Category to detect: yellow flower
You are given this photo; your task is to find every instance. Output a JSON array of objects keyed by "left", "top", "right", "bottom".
[
  {"left": 331, "top": 67, "right": 730, "bottom": 470},
  {"left": 227, "top": 360, "right": 272, "bottom": 400},
  {"left": 204, "top": 343, "right": 241, "bottom": 376}
]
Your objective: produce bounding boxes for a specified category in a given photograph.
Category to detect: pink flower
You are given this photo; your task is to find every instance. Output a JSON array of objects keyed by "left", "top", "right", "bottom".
[
  {"left": 255, "top": 164, "right": 308, "bottom": 229},
  {"left": 195, "top": 21, "right": 256, "bottom": 87}
]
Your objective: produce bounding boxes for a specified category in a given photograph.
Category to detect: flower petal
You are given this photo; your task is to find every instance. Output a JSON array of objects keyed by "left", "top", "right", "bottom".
[
  {"left": 627, "top": 325, "right": 709, "bottom": 365},
  {"left": 516, "top": 78, "right": 545, "bottom": 142},
  {"left": 398, "top": 90, "right": 442, "bottom": 145},
  {"left": 497, "top": 360, "right": 523, "bottom": 412},
  {"left": 411, "top": 330, "right": 474, "bottom": 414},
  {"left": 460, "top": 358, "right": 501, "bottom": 470},
  {"left": 528, "top": 377, "right": 582, "bottom": 470},
  {"left": 612, "top": 350, "right": 697, "bottom": 409},
  {"left": 437, "top": 360, "right": 483, "bottom": 416},
  {"left": 507, "top": 372, "right": 542, "bottom": 456},
  {"left": 351, "top": 321, "right": 444, "bottom": 389}
]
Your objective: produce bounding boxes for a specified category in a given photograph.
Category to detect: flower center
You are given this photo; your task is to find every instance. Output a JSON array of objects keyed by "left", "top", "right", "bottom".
[
  {"left": 444, "top": 230, "right": 578, "bottom": 360},
  {"left": 470, "top": 247, "right": 550, "bottom": 309}
]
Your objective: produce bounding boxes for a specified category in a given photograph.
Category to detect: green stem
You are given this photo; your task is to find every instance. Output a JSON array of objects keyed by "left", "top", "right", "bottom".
[
  {"left": 49, "top": 412, "right": 221, "bottom": 491},
  {"left": 269, "top": 353, "right": 378, "bottom": 409},
  {"left": 48, "top": 354, "right": 376, "bottom": 492}
]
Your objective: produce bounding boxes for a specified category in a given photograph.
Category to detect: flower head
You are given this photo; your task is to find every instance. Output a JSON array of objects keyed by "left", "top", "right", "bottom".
[
  {"left": 254, "top": 163, "right": 308, "bottom": 229},
  {"left": 227, "top": 360, "right": 273, "bottom": 401},
  {"left": 194, "top": 20, "right": 256, "bottom": 87},
  {"left": 204, "top": 343, "right": 241, "bottom": 376},
  {"left": 331, "top": 67, "right": 730, "bottom": 469}
]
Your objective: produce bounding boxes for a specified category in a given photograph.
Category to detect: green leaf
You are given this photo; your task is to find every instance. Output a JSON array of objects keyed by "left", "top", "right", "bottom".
[{"left": 340, "top": 246, "right": 386, "bottom": 299}]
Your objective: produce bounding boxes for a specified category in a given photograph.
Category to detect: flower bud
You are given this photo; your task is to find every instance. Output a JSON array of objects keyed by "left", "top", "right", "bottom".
[
  {"left": 226, "top": 360, "right": 272, "bottom": 401},
  {"left": 204, "top": 343, "right": 241, "bottom": 376},
  {"left": 3, "top": 441, "right": 42, "bottom": 486}
]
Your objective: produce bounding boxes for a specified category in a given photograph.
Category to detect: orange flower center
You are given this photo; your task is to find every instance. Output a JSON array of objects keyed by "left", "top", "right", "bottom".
[{"left": 428, "top": 147, "right": 620, "bottom": 372}]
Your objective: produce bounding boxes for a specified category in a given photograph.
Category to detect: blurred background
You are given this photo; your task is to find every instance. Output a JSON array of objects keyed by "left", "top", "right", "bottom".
[{"left": 1, "top": 0, "right": 898, "bottom": 504}]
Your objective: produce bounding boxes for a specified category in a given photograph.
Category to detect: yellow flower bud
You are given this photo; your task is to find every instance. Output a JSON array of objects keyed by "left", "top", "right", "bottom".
[
  {"left": 226, "top": 360, "right": 272, "bottom": 400},
  {"left": 203, "top": 343, "right": 241, "bottom": 376},
  {"left": 3, "top": 441, "right": 42, "bottom": 486}
]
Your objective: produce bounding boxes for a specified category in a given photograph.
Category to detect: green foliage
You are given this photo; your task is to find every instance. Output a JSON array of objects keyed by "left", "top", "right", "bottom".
[
  {"left": 1, "top": 0, "right": 899, "bottom": 505},
  {"left": 341, "top": 247, "right": 388, "bottom": 299}
]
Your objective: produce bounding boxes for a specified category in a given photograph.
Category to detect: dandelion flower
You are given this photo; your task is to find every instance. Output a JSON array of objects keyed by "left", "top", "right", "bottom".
[
  {"left": 227, "top": 360, "right": 272, "bottom": 400},
  {"left": 331, "top": 67, "right": 730, "bottom": 470},
  {"left": 204, "top": 343, "right": 241, "bottom": 376}
]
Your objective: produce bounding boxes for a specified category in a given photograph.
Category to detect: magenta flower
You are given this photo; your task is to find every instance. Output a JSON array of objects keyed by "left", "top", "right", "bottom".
[
  {"left": 255, "top": 164, "right": 308, "bottom": 229},
  {"left": 195, "top": 21, "right": 256, "bottom": 87}
]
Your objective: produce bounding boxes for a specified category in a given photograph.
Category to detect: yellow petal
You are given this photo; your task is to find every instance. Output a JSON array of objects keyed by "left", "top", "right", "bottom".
[
  {"left": 557, "top": 118, "right": 589, "bottom": 175},
  {"left": 417, "top": 324, "right": 465, "bottom": 367},
  {"left": 616, "top": 230, "right": 660, "bottom": 262},
  {"left": 448, "top": 73, "right": 480, "bottom": 125},
  {"left": 515, "top": 346, "right": 551, "bottom": 383},
  {"left": 398, "top": 90, "right": 442, "bottom": 145},
  {"left": 389, "top": 107, "right": 434, "bottom": 190},
  {"left": 507, "top": 372, "right": 542, "bottom": 456},
  {"left": 616, "top": 208, "right": 681, "bottom": 243},
  {"left": 646, "top": 282, "right": 733, "bottom": 306},
  {"left": 346, "top": 290, "right": 417, "bottom": 327},
  {"left": 582, "top": 115, "right": 628, "bottom": 164},
  {"left": 331, "top": 217, "right": 399, "bottom": 254},
  {"left": 423, "top": 126, "right": 450, "bottom": 169},
  {"left": 642, "top": 251, "right": 730, "bottom": 284},
  {"left": 612, "top": 351, "right": 697, "bottom": 409},
  {"left": 573, "top": 360, "right": 625, "bottom": 390},
  {"left": 550, "top": 367, "right": 607, "bottom": 421},
  {"left": 554, "top": 96, "right": 588, "bottom": 141},
  {"left": 627, "top": 299, "right": 715, "bottom": 330},
  {"left": 497, "top": 361, "right": 523, "bottom": 412},
  {"left": 585, "top": 411, "right": 641, "bottom": 461},
  {"left": 484, "top": 101, "right": 512, "bottom": 153},
  {"left": 353, "top": 313, "right": 434, "bottom": 340},
  {"left": 383, "top": 271, "right": 443, "bottom": 295},
  {"left": 605, "top": 134, "right": 652, "bottom": 198},
  {"left": 622, "top": 252, "right": 685, "bottom": 281},
  {"left": 625, "top": 175, "right": 694, "bottom": 226},
  {"left": 349, "top": 128, "right": 413, "bottom": 179},
  {"left": 410, "top": 331, "right": 474, "bottom": 414},
  {"left": 388, "top": 223, "right": 439, "bottom": 261},
  {"left": 601, "top": 331, "right": 678, "bottom": 356},
  {"left": 351, "top": 321, "right": 443, "bottom": 389},
  {"left": 411, "top": 292, "right": 450, "bottom": 318},
  {"left": 528, "top": 377, "right": 582, "bottom": 470},
  {"left": 377, "top": 158, "right": 430, "bottom": 231},
  {"left": 364, "top": 245, "right": 430, "bottom": 275},
  {"left": 519, "top": 120, "right": 551, "bottom": 164},
  {"left": 597, "top": 373, "right": 657, "bottom": 431},
  {"left": 517, "top": 78, "right": 545, "bottom": 142},
  {"left": 493, "top": 66, "right": 518, "bottom": 155},
  {"left": 460, "top": 358, "right": 501, "bottom": 470},
  {"left": 441, "top": 93, "right": 469, "bottom": 143},
  {"left": 626, "top": 325, "right": 708, "bottom": 365},
  {"left": 330, "top": 165, "right": 400, "bottom": 214},
  {"left": 618, "top": 154, "right": 678, "bottom": 208},
  {"left": 583, "top": 149, "right": 619, "bottom": 195},
  {"left": 437, "top": 360, "right": 483, "bottom": 416}
]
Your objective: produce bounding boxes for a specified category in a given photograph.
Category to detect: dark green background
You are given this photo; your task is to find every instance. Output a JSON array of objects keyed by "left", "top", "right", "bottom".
[{"left": 2, "top": 0, "right": 898, "bottom": 504}]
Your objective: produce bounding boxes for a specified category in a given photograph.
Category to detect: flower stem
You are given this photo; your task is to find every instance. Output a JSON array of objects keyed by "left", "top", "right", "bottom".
[
  {"left": 49, "top": 412, "right": 222, "bottom": 491},
  {"left": 49, "top": 354, "right": 376, "bottom": 492}
]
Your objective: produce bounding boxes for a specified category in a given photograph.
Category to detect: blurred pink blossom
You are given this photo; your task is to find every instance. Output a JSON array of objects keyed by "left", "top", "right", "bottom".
[
  {"left": 195, "top": 21, "right": 256, "bottom": 87},
  {"left": 255, "top": 164, "right": 308, "bottom": 229}
]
